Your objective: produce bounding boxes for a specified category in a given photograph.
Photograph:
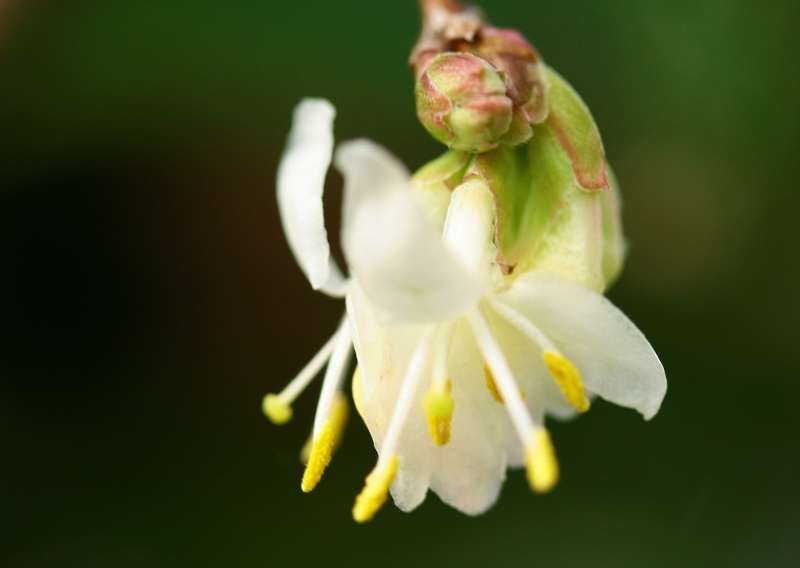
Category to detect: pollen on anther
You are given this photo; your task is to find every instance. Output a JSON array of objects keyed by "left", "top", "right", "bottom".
[
  {"left": 352, "top": 455, "right": 399, "bottom": 523},
  {"left": 525, "top": 428, "right": 559, "bottom": 493},
  {"left": 484, "top": 365, "right": 504, "bottom": 403},
  {"left": 301, "top": 392, "right": 349, "bottom": 464},
  {"left": 484, "top": 365, "right": 525, "bottom": 403},
  {"left": 542, "top": 350, "right": 590, "bottom": 412},
  {"left": 423, "top": 380, "right": 455, "bottom": 446},
  {"left": 263, "top": 394, "right": 293, "bottom": 425},
  {"left": 301, "top": 421, "right": 335, "bottom": 493}
]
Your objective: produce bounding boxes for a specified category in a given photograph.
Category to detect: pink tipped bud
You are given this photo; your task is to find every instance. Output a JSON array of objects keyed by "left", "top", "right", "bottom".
[
  {"left": 416, "top": 53, "right": 513, "bottom": 152},
  {"left": 411, "top": 1, "right": 550, "bottom": 151}
]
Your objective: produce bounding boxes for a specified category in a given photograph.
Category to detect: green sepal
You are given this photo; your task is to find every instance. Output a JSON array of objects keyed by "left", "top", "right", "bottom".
[
  {"left": 468, "top": 123, "right": 608, "bottom": 290},
  {"left": 412, "top": 149, "right": 473, "bottom": 189},
  {"left": 544, "top": 66, "right": 609, "bottom": 191}
]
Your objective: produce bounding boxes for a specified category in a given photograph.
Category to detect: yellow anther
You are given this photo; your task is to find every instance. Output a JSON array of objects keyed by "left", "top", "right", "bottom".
[
  {"left": 263, "top": 393, "right": 293, "bottom": 425},
  {"left": 542, "top": 350, "right": 590, "bottom": 412},
  {"left": 352, "top": 366, "right": 365, "bottom": 420},
  {"left": 484, "top": 365, "right": 504, "bottom": 403},
  {"left": 352, "top": 455, "right": 399, "bottom": 523},
  {"left": 300, "top": 433, "right": 312, "bottom": 465},
  {"left": 301, "top": 421, "right": 334, "bottom": 493},
  {"left": 525, "top": 428, "right": 559, "bottom": 493},
  {"left": 484, "top": 365, "right": 525, "bottom": 403},
  {"left": 300, "top": 392, "right": 349, "bottom": 464},
  {"left": 423, "top": 380, "right": 455, "bottom": 446},
  {"left": 328, "top": 393, "right": 349, "bottom": 450}
]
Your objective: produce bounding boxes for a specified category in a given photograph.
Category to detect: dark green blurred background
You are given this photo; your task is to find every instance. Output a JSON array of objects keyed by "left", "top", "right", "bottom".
[{"left": 1, "top": 1, "right": 798, "bottom": 566}]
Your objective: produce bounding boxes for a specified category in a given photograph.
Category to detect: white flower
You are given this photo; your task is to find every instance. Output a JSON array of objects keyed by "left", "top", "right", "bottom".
[{"left": 264, "top": 98, "right": 667, "bottom": 522}]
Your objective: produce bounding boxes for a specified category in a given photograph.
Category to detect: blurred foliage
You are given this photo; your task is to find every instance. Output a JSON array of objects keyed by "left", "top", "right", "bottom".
[{"left": 1, "top": 1, "right": 799, "bottom": 567}]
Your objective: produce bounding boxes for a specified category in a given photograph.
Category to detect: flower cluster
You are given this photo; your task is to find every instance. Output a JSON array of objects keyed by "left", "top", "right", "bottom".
[{"left": 263, "top": 2, "right": 666, "bottom": 523}]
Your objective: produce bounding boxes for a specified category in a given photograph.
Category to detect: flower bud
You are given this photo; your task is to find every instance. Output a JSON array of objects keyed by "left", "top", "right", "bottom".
[
  {"left": 411, "top": 2, "right": 549, "bottom": 151},
  {"left": 475, "top": 26, "right": 549, "bottom": 135},
  {"left": 416, "top": 53, "right": 513, "bottom": 152}
]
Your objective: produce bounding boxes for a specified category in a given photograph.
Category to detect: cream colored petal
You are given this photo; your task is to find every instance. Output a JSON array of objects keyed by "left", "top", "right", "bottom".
[
  {"left": 335, "top": 139, "right": 482, "bottom": 324},
  {"left": 426, "top": 320, "right": 517, "bottom": 514},
  {"left": 499, "top": 270, "right": 667, "bottom": 419},
  {"left": 347, "top": 283, "right": 516, "bottom": 514},
  {"left": 410, "top": 149, "right": 473, "bottom": 231},
  {"left": 441, "top": 177, "right": 497, "bottom": 280},
  {"left": 346, "top": 282, "right": 430, "bottom": 511},
  {"left": 276, "top": 98, "right": 347, "bottom": 297}
]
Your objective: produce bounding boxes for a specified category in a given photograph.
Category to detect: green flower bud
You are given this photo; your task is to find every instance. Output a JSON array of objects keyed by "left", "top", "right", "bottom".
[
  {"left": 416, "top": 53, "right": 513, "bottom": 152},
  {"left": 475, "top": 26, "right": 549, "bottom": 128}
]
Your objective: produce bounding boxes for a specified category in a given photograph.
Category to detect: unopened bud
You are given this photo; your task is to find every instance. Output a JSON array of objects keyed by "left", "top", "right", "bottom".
[
  {"left": 416, "top": 53, "right": 513, "bottom": 152},
  {"left": 411, "top": 1, "right": 549, "bottom": 151},
  {"left": 476, "top": 26, "right": 549, "bottom": 130}
]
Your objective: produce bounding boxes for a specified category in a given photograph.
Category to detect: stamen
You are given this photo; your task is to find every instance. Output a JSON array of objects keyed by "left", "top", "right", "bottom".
[
  {"left": 489, "top": 299, "right": 589, "bottom": 412},
  {"left": 431, "top": 325, "right": 454, "bottom": 392},
  {"left": 484, "top": 365, "right": 525, "bottom": 403},
  {"left": 351, "top": 326, "right": 436, "bottom": 521},
  {"left": 262, "top": 326, "right": 340, "bottom": 425},
  {"left": 297, "top": 317, "right": 352, "bottom": 492},
  {"left": 423, "top": 380, "right": 454, "bottom": 446},
  {"left": 484, "top": 364, "right": 504, "bottom": 403},
  {"left": 377, "top": 326, "right": 437, "bottom": 459},
  {"left": 525, "top": 428, "right": 559, "bottom": 493},
  {"left": 301, "top": 421, "right": 334, "bottom": 493},
  {"left": 352, "top": 454, "right": 399, "bottom": 523},
  {"left": 300, "top": 392, "right": 349, "bottom": 464},
  {"left": 328, "top": 391, "right": 350, "bottom": 452},
  {"left": 489, "top": 298, "right": 556, "bottom": 351},
  {"left": 311, "top": 318, "right": 353, "bottom": 438},
  {"left": 466, "top": 308, "right": 537, "bottom": 447},
  {"left": 263, "top": 394, "right": 293, "bottom": 424},
  {"left": 468, "top": 308, "right": 561, "bottom": 494},
  {"left": 542, "top": 350, "right": 590, "bottom": 412}
]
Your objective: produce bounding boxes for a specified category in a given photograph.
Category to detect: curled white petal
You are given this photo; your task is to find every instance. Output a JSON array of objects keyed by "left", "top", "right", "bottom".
[
  {"left": 499, "top": 270, "right": 667, "bottom": 419},
  {"left": 441, "top": 177, "right": 497, "bottom": 279},
  {"left": 336, "top": 139, "right": 482, "bottom": 324},
  {"left": 277, "top": 98, "right": 347, "bottom": 297}
]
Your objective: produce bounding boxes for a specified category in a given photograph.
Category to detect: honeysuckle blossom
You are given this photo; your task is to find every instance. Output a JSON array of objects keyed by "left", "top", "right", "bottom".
[{"left": 263, "top": 98, "right": 667, "bottom": 522}]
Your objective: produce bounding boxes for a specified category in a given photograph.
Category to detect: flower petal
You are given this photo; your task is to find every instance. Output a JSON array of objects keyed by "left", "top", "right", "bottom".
[
  {"left": 499, "top": 270, "right": 666, "bottom": 419},
  {"left": 345, "top": 281, "right": 430, "bottom": 510},
  {"left": 335, "top": 139, "right": 482, "bottom": 324},
  {"left": 427, "top": 320, "right": 517, "bottom": 514},
  {"left": 410, "top": 149, "right": 473, "bottom": 231},
  {"left": 277, "top": 98, "right": 347, "bottom": 297},
  {"left": 347, "top": 283, "right": 515, "bottom": 514},
  {"left": 441, "top": 176, "right": 497, "bottom": 279}
]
